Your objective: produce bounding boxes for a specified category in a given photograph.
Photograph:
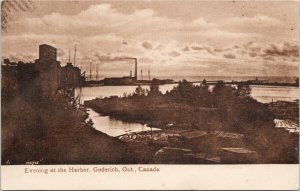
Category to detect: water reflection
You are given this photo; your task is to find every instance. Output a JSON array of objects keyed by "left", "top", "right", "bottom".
[
  {"left": 87, "top": 108, "right": 160, "bottom": 137},
  {"left": 250, "top": 85, "right": 298, "bottom": 103}
]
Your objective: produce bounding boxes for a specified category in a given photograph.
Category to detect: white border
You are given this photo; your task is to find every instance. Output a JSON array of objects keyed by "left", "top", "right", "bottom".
[{"left": 1, "top": 164, "right": 299, "bottom": 190}]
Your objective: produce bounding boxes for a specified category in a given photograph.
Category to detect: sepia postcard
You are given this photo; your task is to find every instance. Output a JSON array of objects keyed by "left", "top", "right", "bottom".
[{"left": 1, "top": 0, "right": 299, "bottom": 190}]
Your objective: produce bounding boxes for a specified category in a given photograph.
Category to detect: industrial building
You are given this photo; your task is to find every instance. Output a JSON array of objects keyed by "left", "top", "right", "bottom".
[
  {"left": 60, "top": 62, "right": 81, "bottom": 87},
  {"left": 39, "top": 44, "right": 57, "bottom": 62},
  {"left": 34, "top": 44, "right": 61, "bottom": 96},
  {"left": 101, "top": 58, "right": 138, "bottom": 85},
  {"left": 99, "top": 57, "right": 173, "bottom": 86},
  {"left": 1, "top": 44, "right": 83, "bottom": 99}
]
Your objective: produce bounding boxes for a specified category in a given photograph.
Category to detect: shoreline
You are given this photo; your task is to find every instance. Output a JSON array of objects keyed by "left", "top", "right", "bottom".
[
  {"left": 83, "top": 82, "right": 299, "bottom": 88},
  {"left": 85, "top": 99, "right": 299, "bottom": 132}
]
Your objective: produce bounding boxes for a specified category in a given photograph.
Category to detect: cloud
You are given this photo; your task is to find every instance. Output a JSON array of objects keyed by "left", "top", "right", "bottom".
[
  {"left": 190, "top": 17, "right": 217, "bottom": 28},
  {"left": 154, "top": 44, "right": 164, "bottom": 50},
  {"left": 7, "top": 3, "right": 261, "bottom": 46},
  {"left": 85, "top": 34, "right": 124, "bottom": 42},
  {"left": 219, "top": 14, "right": 282, "bottom": 27},
  {"left": 139, "top": 57, "right": 154, "bottom": 63},
  {"left": 191, "top": 44, "right": 232, "bottom": 57},
  {"left": 57, "top": 48, "right": 65, "bottom": 57},
  {"left": 211, "top": 41, "right": 299, "bottom": 64},
  {"left": 168, "top": 51, "right": 181, "bottom": 57},
  {"left": 201, "top": 28, "right": 258, "bottom": 39},
  {"left": 204, "top": 47, "right": 216, "bottom": 56},
  {"left": 11, "top": 3, "right": 172, "bottom": 38},
  {"left": 2, "top": 2, "right": 298, "bottom": 77},
  {"left": 182, "top": 45, "right": 190, "bottom": 51},
  {"left": 243, "top": 41, "right": 261, "bottom": 52},
  {"left": 191, "top": 46, "right": 203, "bottom": 51},
  {"left": 214, "top": 48, "right": 223, "bottom": 52},
  {"left": 249, "top": 52, "right": 257, "bottom": 57},
  {"left": 3, "top": 3, "right": 270, "bottom": 69},
  {"left": 142, "top": 41, "right": 153, "bottom": 50},
  {"left": 223, "top": 53, "right": 236, "bottom": 59},
  {"left": 5, "top": 53, "right": 37, "bottom": 62},
  {"left": 82, "top": 53, "right": 137, "bottom": 64},
  {"left": 263, "top": 42, "right": 299, "bottom": 57}
]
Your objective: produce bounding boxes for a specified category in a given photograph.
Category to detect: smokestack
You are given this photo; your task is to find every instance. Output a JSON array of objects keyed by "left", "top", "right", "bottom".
[
  {"left": 134, "top": 58, "right": 137, "bottom": 81},
  {"left": 130, "top": 70, "right": 132, "bottom": 77}
]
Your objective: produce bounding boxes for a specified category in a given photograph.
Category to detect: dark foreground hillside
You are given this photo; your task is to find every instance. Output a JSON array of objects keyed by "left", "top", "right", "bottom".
[{"left": 1, "top": 89, "right": 138, "bottom": 164}]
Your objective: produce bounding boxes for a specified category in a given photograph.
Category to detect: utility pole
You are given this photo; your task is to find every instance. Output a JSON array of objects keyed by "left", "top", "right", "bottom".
[
  {"left": 68, "top": 50, "right": 70, "bottom": 63},
  {"left": 90, "top": 62, "right": 92, "bottom": 81},
  {"left": 141, "top": 69, "right": 143, "bottom": 80},
  {"left": 74, "top": 44, "right": 77, "bottom": 67},
  {"left": 96, "top": 64, "right": 98, "bottom": 81}
]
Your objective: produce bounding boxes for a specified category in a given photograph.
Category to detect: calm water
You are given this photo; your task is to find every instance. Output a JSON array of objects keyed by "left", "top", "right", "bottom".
[
  {"left": 250, "top": 85, "right": 299, "bottom": 103},
  {"left": 77, "top": 84, "right": 299, "bottom": 136},
  {"left": 78, "top": 84, "right": 298, "bottom": 103},
  {"left": 86, "top": 109, "right": 160, "bottom": 137}
]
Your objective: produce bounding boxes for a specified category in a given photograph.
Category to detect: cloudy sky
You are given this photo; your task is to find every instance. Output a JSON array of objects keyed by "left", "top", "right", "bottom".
[{"left": 2, "top": 0, "right": 299, "bottom": 78}]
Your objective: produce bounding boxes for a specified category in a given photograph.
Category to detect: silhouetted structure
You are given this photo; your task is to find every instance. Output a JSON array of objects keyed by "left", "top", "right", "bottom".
[
  {"left": 2, "top": 44, "right": 83, "bottom": 100},
  {"left": 134, "top": 58, "right": 137, "bottom": 81},
  {"left": 35, "top": 45, "right": 61, "bottom": 96},
  {"left": 101, "top": 57, "right": 138, "bottom": 85},
  {"left": 60, "top": 62, "right": 81, "bottom": 87},
  {"left": 102, "top": 76, "right": 136, "bottom": 85},
  {"left": 39, "top": 44, "right": 57, "bottom": 62}
]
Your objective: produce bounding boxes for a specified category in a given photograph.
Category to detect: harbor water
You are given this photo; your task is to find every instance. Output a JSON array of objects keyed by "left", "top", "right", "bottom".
[{"left": 86, "top": 109, "right": 161, "bottom": 137}]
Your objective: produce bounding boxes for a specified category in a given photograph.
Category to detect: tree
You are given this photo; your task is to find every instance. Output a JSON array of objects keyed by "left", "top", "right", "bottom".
[
  {"left": 134, "top": 85, "right": 146, "bottom": 96},
  {"left": 177, "top": 79, "right": 194, "bottom": 103},
  {"left": 212, "top": 80, "right": 225, "bottom": 96},
  {"left": 148, "top": 78, "right": 161, "bottom": 96},
  {"left": 195, "top": 81, "right": 213, "bottom": 107},
  {"left": 236, "top": 83, "right": 251, "bottom": 99},
  {"left": 212, "top": 81, "right": 236, "bottom": 109},
  {"left": 201, "top": 78, "right": 209, "bottom": 91},
  {"left": 168, "top": 79, "right": 194, "bottom": 104}
]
